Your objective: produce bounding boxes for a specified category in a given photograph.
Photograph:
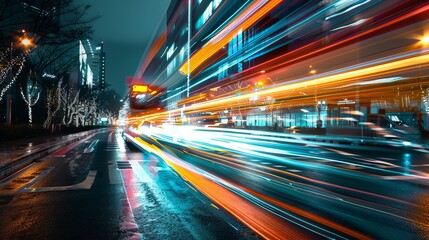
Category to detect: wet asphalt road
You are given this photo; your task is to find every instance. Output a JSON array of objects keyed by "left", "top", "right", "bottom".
[
  {"left": 1, "top": 127, "right": 429, "bottom": 239},
  {"left": 125, "top": 126, "right": 429, "bottom": 239},
  {"left": 0, "top": 129, "right": 257, "bottom": 240}
]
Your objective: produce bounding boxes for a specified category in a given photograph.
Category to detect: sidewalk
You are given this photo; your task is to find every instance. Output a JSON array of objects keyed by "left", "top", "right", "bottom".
[{"left": 0, "top": 128, "right": 107, "bottom": 181}]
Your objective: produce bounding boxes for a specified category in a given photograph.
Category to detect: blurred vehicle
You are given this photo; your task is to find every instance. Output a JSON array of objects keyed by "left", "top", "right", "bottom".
[
  {"left": 327, "top": 114, "right": 421, "bottom": 141},
  {"left": 202, "top": 118, "right": 221, "bottom": 128}
]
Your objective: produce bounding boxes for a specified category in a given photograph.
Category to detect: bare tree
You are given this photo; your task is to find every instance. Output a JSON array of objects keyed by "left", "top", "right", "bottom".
[
  {"left": 0, "top": 51, "right": 26, "bottom": 100},
  {"left": 61, "top": 88, "right": 79, "bottom": 126},
  {"left": 19, "top": 70, "right": 41, "bottom": 124},
  {"left": 43, "top": 77, "right": 62, "bottom": 128},
  {"left": 1, "top": 0, "right": 97, "bottom": 126}
]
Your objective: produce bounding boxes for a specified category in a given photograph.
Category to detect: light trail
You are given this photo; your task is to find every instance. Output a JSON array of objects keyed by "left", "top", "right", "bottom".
[
  {"left": 125, "top": 133, "right": 314, "bottom": 239},
  {"left": 125, "top": 2, "right": 429, "bottom": 238},
  {"left": 125, "top": 126, "right": 429, "bottom": 238},
  {"left": 147, "top": 126, "right": 426, "bottom": 206},
  {"left": 179, "top": 0, "right": 283, "bottom": 75},
  {"left": 128, "top": 49, "right": 429, "bottom": 129}
]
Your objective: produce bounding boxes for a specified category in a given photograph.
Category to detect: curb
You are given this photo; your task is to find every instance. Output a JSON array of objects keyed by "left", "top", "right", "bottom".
[{"left": 0, "top": 129, "right": 101, "bottom": 181}]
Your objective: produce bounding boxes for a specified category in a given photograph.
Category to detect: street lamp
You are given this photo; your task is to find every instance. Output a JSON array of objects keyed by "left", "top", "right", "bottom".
[
  {"left": 21, "top": 38, "right": 31, "bottom": 46},
  {"left": 6, "top": 31, "right": 33, "bottom": 125}
]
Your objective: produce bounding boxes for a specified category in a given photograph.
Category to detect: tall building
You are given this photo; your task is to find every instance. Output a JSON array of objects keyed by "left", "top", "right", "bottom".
[
  {"left": 139, "top": 1, "right": 429, "bottom": 131},
  {"left": 78, "top": 39, "right": 106, "bottom": 92},
  {"left": 78, "top": 40, "right": 92, "bottom": 88},
  {"left": 159, "top": 0, "right": 283, "bottom": 112}
]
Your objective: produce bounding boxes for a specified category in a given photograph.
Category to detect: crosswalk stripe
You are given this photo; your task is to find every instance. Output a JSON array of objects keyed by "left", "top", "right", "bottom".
[{"left": 129, "top": 161, "right": 153, "bottom": 183}]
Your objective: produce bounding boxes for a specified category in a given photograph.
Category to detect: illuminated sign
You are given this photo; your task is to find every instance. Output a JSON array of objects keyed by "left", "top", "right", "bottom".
[
  {"left": 337, "top": 98, "right": 356, "bottom": 105},
  {"left": 132, "top": 85, "right": 148, "bottom": 93},
  {"left": 43, "top": 72, "right": 56, "bottom": 79}
]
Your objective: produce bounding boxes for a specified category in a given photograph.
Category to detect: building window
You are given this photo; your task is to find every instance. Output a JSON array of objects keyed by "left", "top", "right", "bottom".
[
  {"left": 167, "top": 58, "right": 177, "bottom": 77},
  {"left": 237, "top": 29, "right": 243, "bottom": 50},
  {"left": 195, "top": 0, "right": 223, "bottom": 30},
  {"left": 228, "top": 28, "right": 243, "bottom": 55},
  {"left": 166, "top": 43, "right": 175, "bottom": 60},
  {"left": 178, "top": 45, "right": 187, "bottom": 65},
  {"left": 218, "top": 62, "right": 229, "bottom": 80},
  {"left": 196, "top": 2, "right": 213, "bottom": 30},
  {"left": 213, "top": 0, "right": 222, "bottom": 8}
]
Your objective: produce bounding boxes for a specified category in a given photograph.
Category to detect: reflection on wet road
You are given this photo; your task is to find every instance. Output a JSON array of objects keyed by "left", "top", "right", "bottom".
[
  {"left": 124, "top": 125, "right": 429, "bottom": 239},
  {"left": 0, "top": 129, "right": 254, "bottom": 239}
]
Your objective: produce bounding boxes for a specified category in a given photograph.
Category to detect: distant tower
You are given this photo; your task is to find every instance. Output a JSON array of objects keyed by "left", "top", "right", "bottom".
[{"left": 78, "top": 40, "right": 106, "bottom": 92}]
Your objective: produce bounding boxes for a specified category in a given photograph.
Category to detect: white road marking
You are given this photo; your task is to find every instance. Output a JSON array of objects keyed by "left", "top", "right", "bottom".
[
  {"left": 7, "top": 167, "right": 55, "bottom": 194},
  {"left": 0, "top": 162, "right": 37, "bottom": 186},
  {"left": 129, "top": 161, "right": 153, "bottom": 183},
  {"left": 84, "top": 139, "right": 99, "bottom": 154},
  {"left": 108, "top": 161, "right": 123, "bottom": 185},
  {"left": 25, "top": 170, "right": 97, "bottom": 192}
]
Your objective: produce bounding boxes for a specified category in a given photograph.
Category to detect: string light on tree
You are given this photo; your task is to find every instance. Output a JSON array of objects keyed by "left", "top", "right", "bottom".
[
  {"left": 20, "top": 83, "right": 40, "bottom": 125},
  {"left": 0, "top": 55, "right": 26, "bottom": 100}
]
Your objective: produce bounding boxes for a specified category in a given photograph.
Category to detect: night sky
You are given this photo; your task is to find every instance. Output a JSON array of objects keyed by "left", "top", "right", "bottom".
[{"left": 78, "top": 0, "right": 170, "bottom": 96}]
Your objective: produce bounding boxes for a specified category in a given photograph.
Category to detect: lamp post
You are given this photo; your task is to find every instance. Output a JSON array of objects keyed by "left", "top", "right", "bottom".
[
  {"left": 6, "top": 32, "right": 32, "bottom": 125},
  {"left": 309, "top": 66, "right": 318, "bottom": 128},
  {"left": 317, "top": 100, "right": 326, "bottom": 129}
]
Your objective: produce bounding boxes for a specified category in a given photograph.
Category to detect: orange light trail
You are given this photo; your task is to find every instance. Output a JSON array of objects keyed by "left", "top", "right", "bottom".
[
  {"left": 130, "top": 135, "right": 313, "bottom": 239},
  {"left": 179, "top": 0, "right": 283, "bottom": 75},
  {"left": 229, "top": 3, "right": 429, "bottom": 84},
  {"left": 127, "top": 49, "right": 429, "bottom": 128},
  {"left": 175, "top": 52, "right": 429, "bottom": 117}
]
